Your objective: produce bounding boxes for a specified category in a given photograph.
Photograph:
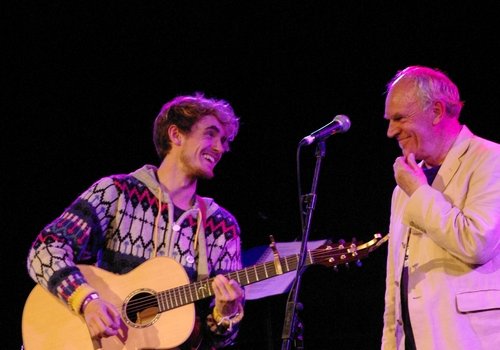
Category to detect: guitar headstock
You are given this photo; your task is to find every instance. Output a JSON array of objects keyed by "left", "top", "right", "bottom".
[{"left": 311, "top": 233, "right": 388, "bottom": 268}]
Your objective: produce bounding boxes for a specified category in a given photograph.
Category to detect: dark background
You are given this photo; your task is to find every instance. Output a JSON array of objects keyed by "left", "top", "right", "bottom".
[{"left": 6, "top": 1, "right": 500, "bottom": 349}]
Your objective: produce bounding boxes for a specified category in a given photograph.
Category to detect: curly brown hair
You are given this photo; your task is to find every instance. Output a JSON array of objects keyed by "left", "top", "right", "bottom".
[{"left": 153, "top": 92, "right": 240, "bottom": 159}]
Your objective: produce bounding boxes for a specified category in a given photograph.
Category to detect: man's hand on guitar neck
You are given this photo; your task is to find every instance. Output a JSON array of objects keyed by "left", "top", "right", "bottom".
[
  {"left": 211, "top": 274, "right": 244, "bottom": 319},
  {"left": 82, "top": 297, "right": 122, "bottom": 338}
]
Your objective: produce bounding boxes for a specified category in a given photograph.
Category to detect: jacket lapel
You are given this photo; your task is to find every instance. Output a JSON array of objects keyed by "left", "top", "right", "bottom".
[{"left": 432, "top": 126, "right": 473, "bottom": 192}]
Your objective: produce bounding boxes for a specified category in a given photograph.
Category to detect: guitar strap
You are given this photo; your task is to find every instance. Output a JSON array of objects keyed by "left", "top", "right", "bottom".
[{"left": 195, "top": 195, "right": 209, "bottom": 281}]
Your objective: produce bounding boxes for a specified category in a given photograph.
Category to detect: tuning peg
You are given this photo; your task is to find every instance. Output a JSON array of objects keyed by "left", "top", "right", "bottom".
[
  {"left": 356, "top": 260, "right": 362, "bottom": 267},
  {"left": 338, "top": 239, "right": 345, "bottom": 249}
]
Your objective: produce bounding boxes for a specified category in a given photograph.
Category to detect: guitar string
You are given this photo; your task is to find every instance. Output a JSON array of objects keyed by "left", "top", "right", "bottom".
[
  {"left": 120, "top": 244, "right": 369, "bottom": 316},
  {"left": 122, "top": 246, "right": 367, "bottom": 315},
  {"left": 122, "top": 245, "right": 368, "bottom": 314}
]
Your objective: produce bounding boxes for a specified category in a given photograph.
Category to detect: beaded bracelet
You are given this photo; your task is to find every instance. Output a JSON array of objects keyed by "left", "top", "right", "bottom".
[{"left": 212, "top": 303, "right": 244, "bottom": 332}]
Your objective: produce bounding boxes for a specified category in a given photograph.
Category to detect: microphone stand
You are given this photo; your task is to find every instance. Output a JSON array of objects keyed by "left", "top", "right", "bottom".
[{"left": 281, "top": 140, "right": 326, "bottom": 350}]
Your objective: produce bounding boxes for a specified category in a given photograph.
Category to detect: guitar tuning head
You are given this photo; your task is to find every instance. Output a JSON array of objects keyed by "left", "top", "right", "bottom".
[{"left": 338, "top": 239, "right": 345, "bottom": 249}]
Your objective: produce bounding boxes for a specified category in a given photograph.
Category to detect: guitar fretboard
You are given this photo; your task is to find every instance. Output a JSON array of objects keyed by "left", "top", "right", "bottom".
[{"left": 156, "top": 251, "right": 314, "bottom": 312}]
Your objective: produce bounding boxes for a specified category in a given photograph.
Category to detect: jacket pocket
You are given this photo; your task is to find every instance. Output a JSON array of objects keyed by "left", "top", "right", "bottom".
[{"left": 456, "top": 289, "right": 500, "bottom": 312}]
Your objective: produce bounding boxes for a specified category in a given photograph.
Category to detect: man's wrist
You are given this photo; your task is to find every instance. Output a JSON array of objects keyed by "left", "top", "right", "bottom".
[
  {"left": 212, "top": 304, "right": 244, "bottom": 332},
  {"left": 80, "top": 292, "right": 99, "bottom": 314}
]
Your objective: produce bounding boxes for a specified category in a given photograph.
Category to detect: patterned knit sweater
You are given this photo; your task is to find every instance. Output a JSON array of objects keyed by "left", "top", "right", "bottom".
[{"left": 27, "top": 164, "right": 243, "bottom": 348}]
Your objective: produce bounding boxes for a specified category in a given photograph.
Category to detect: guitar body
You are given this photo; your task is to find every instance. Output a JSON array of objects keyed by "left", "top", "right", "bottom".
[{"left": 22, "top": 257, "right": 195, "bottom": 350}]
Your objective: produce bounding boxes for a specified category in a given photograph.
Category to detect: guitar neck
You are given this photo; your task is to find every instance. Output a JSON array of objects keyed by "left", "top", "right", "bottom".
[
  {"left": 157, "top": 252, "right": 310, "bottom": 312},
  {"left": 156, "top": 234, "right": 387, "bottom": 313}
]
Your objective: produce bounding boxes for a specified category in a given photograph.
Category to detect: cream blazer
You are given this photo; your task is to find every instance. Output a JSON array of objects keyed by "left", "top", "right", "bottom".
[{"left": 382, "top": 126, "right": 500, "bottom": 350}]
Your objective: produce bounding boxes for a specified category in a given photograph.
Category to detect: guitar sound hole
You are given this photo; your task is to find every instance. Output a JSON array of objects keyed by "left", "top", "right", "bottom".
[{"left": 124, "top": 290, "right": 159, "bottom": 327}]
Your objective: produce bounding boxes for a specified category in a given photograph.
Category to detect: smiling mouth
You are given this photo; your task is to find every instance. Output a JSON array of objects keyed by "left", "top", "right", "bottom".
[
  {"left": 202, "top": 153, "right": 217, "bottom": 164},
  {"left": 397, "top": 137, "right": 410, "bottom": 146}
]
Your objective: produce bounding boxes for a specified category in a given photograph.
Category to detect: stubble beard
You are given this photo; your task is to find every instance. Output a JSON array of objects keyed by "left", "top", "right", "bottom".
[{"left": 180, "top": 152, "right": 214, "bottom": 180}]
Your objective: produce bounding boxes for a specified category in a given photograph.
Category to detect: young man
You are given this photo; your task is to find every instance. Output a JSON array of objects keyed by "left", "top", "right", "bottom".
[
  {"left": 27, "top": 93, "right": 245, "bottom": 349},
  {"left": 381, "top": 66, "right": 500, "bottom": 349}
]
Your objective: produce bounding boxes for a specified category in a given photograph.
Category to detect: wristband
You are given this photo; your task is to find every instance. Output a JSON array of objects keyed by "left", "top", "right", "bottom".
[
  {"left": 80, "top": 292, "right": 99, "bottom": 314},
  {"left": 68, "top": 284, "right": 98, "bottom": 314},
  {"left": 212, "top": 303, "right": 244, "bottom": 332}
]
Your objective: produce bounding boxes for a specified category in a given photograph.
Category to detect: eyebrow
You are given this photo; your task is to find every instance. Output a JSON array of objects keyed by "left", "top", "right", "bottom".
[
  {"left": 204, "top": 124, "right": 222, "bottom": 133},
  {"left": 385, "top": 112, "right": 404, "bottom": 120}
]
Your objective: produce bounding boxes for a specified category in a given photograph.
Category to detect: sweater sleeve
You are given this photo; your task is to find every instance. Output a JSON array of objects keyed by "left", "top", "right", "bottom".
[
  {"left": 26, "top": 176, "right": 119, "bottom": 307},
  {"left": 202, "top": 206, "right": 244, "bottom": 348}
]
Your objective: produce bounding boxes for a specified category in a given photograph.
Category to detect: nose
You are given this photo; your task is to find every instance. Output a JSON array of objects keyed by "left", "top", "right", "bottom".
[
  {"left": 386, "top": 120, "right": 398, "bottom": 139},
  {"left": 212, "top": 137, "right": 224, "bottom": 153}
]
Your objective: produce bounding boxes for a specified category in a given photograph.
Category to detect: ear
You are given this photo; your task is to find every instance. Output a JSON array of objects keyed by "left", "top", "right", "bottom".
[
  {"left": 168, "top": 125, "right": 183, "bottom": 146},
  {"left": 431, "top": 100, "right": 446, "bottom": 125}
]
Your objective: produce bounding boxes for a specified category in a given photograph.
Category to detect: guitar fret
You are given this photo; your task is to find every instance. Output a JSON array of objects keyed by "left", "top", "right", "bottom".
[
  {"left": 166, "top": 291, "right": 171, "bottom": 309},
  {"left": 170, "top": 291, "right": 175, "bottom": 309},
  {"left": 188, "top": 285, "right": 194, "bottom": 303},
  {"left": 164, "top": 292, "right": 169, "bottom": 310},
  {"left": 292, "top": 255, "right": 298, "bottom": 270},
  {"left": 173, "top": 289, "right": 179, "bottom": 307},
  {"left": 199, "top": 282, "right": 205, "bottom": 299},
  {"left": 253, "top": 265, "right": 259, "bottom": 282},
  {"left": 163, "top": 293, "right": 172, "bottom": 310},
  {"left": 244, "top": 268, "right": 249, "bottom": 284},
  {"left": 157, "top": 293, "right": 164, "bottom": 312},
  {"left": 198, "top": 282, "right": 205, "bottom": 298},
  {"left": 164, "top": 291, "right": 170, "bottom": 310},
  {"left": 207, "top": 280, "right": 213, "bottom": 297},
  {"left": 194, "top": 282, "right": 200, "bottom": 300},
  {"left": 198, "top": 281, "right": 208, "bottom": 299},
  {"left": 208, "top": 280, "right": 213, "bottom": 297},
  {"left": 262, "top": 262, "right": 273, "bottom": 278},
  {"left": 284, "top": 256, "right": 290, "bottom": 272},
  {"left": 181, "top": 286, "right": 187, "bottom": 305}
]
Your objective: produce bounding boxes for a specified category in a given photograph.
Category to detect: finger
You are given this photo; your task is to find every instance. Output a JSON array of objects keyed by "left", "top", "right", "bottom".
[
  {"left": 103, "top": 326, "right": 118, "bottom": 337},
  {"left": 406, "top": 153, "right": 418, "bottom": 168},
  {"left": 228, "top": 279, "right": 244, "bottom": 299},
  {"left": 213, "top": 276, "right": 241, "bottom": 301},
  {"left": 213, "top": 277, "right": 232, "bottom": 299},
  {"left": 211, "top": 276, "right": 225, "bottom": 297},
  {"left": 394, "top": 156, "right": 406, "bottom": 168},
  {"left": 106, "top": 304, "right": 122, "bottom": 328},
  {"left": 89, "top": 318, "right": 108, "bottom": 338}
]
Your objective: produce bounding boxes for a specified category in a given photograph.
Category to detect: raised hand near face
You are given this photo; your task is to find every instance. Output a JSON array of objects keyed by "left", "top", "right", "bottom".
[{"left": 393, "top": 153, "right": 427, "bottom": 197}]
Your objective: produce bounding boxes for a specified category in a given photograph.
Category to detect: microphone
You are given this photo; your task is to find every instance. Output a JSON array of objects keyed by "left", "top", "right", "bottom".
[{"left": 300, "top": 114, "right": 351, "bottom": 145}]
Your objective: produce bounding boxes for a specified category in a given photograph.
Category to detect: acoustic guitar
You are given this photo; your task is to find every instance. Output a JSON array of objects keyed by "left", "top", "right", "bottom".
[{"left": 22, "top": 233, "right": 388, "bottom": 349}]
